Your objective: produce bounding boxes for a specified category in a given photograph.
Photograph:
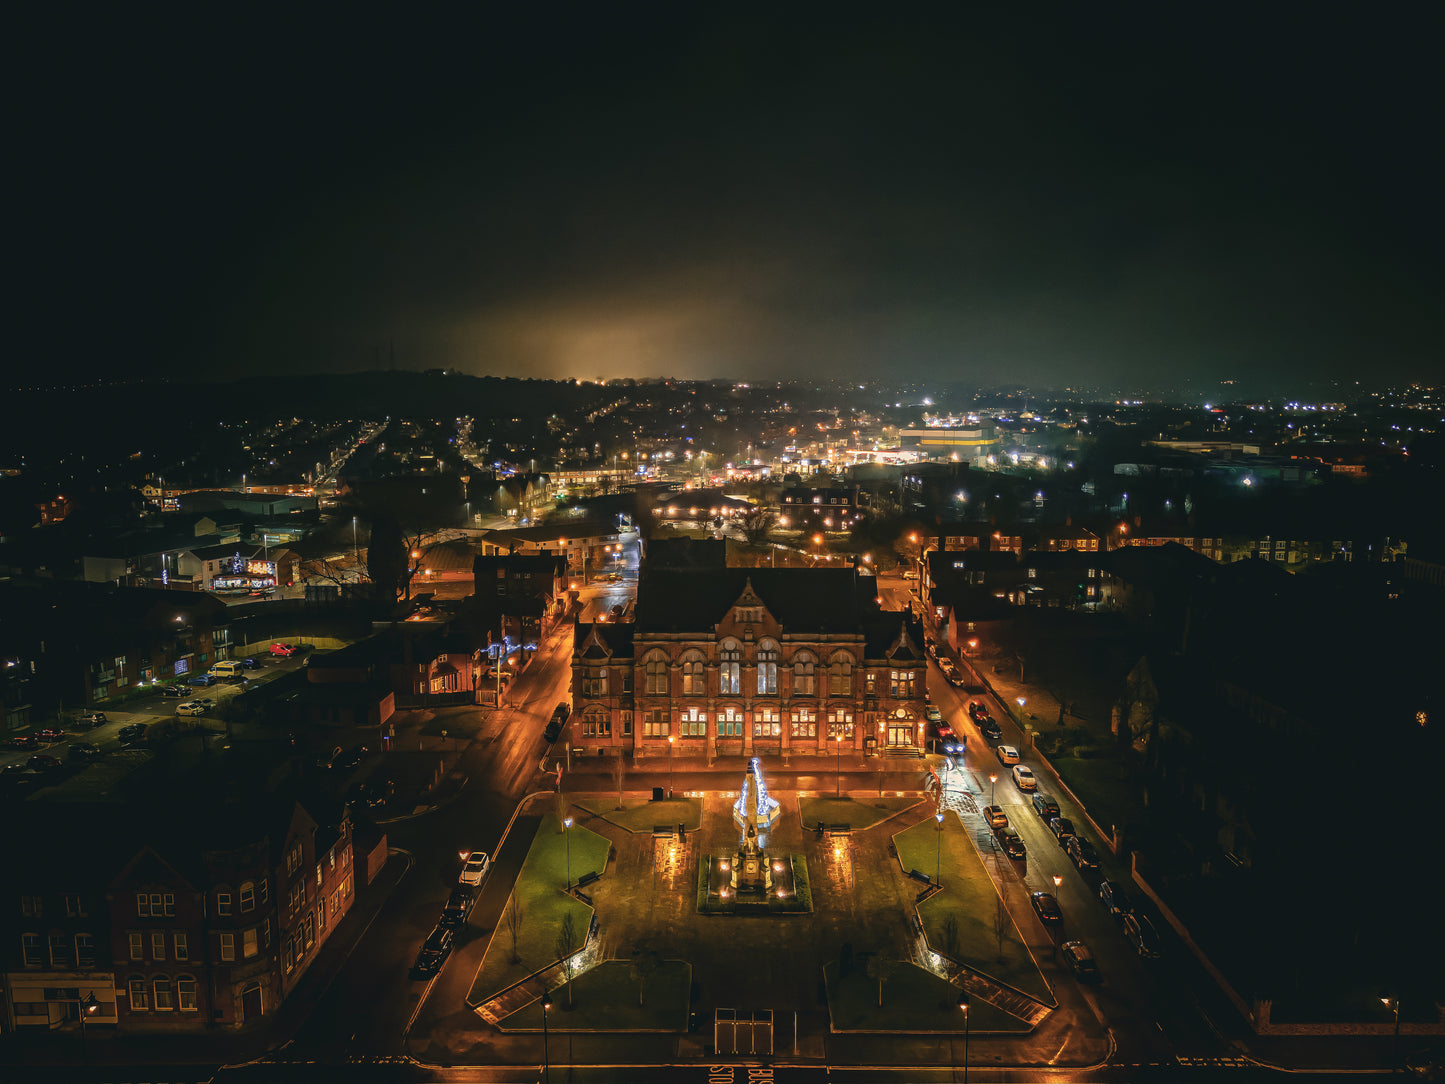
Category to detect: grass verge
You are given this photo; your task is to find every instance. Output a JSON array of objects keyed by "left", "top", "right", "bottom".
[
  {"left": 824, "top": 960, "right": 1031, "bottom": 1033},
  {"left": 466, "top": 813, "right": 611, "bottom": 1007},
  {"left": 573, "top": 796, "right": 703, "bottom": 833},
  {"left": 798, "top": 795, "right": 919, "bottom": 832},
  {"left": 499, "top": 960, "right": 691, "bottom": 1032},
  {"left": 895, "top": 814, "right": 1053, "bottom": 1005}
]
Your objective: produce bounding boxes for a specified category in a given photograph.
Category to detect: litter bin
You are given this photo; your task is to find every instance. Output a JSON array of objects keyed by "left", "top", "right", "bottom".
[{"left": 651, "top": 786, "right": 664, "bottom": 801}]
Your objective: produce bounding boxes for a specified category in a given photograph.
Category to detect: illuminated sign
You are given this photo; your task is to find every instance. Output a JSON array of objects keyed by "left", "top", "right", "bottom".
[{"left": 245, "top": 559, "right": 276, "bottom": 576}]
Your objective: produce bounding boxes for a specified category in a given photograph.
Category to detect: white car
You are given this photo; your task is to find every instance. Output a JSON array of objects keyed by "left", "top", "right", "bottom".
[
  {"left": 176, "top": 702, "right": 208, "bottom": 716},
  {"left": 1012, "top": 764, "right": 1037, "bottom": 791},
  {"left": 995, "top": 744, "right": 1020, "bottom": 765},
  {"left": 458, "top": 851, "right": 491, "bottom": 886}
]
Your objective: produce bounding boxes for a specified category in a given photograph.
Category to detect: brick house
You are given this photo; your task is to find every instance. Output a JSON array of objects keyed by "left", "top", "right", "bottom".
[{"left": 569, "top": 564, "right": 929, "bottom": 760}]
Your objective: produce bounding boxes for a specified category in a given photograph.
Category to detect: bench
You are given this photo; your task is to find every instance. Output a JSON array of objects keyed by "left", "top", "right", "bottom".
[
  {"left": 652, "top": 825, "right": 675, "bottom": 838},
  {"left": 825, "top": 823, "right": 851, "bottom": 838},
  {"left": 575, "top": 870, "right": 600, "bottom": 889},
  {"left": 907, "top": 868, "right": 932, "bottom": 884}
]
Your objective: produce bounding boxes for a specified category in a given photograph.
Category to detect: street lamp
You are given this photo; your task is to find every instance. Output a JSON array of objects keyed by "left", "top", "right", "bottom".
[
  {"left": 988, "top": 773, "right": 997, "bottom": 808},
  {"left": 563, "top": 816, "right": 573, "bottom": 891},
  {"left": 1381, "top": 996, "right": 1401, "bottom": 1072},
  {"left": 352, "top": 516, "right": 358, "bottom": 565},
  {"left": 835, "top": 733, "right": 843, "bottom": 798},
  {"left": 934, "top": 811, "right": 945, "bottom": 887},
  {"left": 668, "top": 735, "right": 675, "bottom": 799},
  {"left": 541, "top": 992, "right": 553, "bottom": 1084},
  {"left": 959, "top": 994, "right": 971, "bottom": 1084}
]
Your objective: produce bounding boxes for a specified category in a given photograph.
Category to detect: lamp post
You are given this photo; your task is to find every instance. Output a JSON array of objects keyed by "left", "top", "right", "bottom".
[
  {"left": 563, "top": 816, "right": 573, "bottom": 891},
  {"left": 835, "top": 733, "right": 843, "bottom": 798},
  {"left": 935, "top": 811, "right": 945, "bottom": 887},
  {"left": 988, "top": 773, "right": 997, "bottom": 808},
  {"left": 352, "top": 516, "right": 358, "bottom": 565},
  {"left": 1381, "top": 996, "right": 1401, "bottom": 1072},
  {"left": 960, "top": 992, "right": 970, "bottom": 1083},
  {"left": 541, "top": 992, "right": 553, "bottom": 1084},
  {"left": 668, "top": 735, "right": 675, "bottom": 799},
  {"left": 72, "top": 991, "right": 99, "bottom": 1061}
]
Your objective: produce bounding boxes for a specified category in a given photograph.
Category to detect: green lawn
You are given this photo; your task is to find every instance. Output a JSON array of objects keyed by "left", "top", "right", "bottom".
[
  {"left": 499, "top": 960, "right": 691, "bottom": 1032},
  {"left": 572, "top": 797, "right": 703, "bottom": 833},
  {"left": 894, "top": 814, "right": 1053, "bottom": 1005},
  {"left": 798, "top": 795, "right": 919, "bottom": 832},
  {"left": 824, "top": 960, "right": 1030, "bottom": 1033},
  {"left": 466, "top": 814, "right": 611, "bottom": 1007}
]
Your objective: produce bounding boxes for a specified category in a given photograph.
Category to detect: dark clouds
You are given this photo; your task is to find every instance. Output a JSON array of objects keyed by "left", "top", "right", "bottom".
[{"left": 13, "top": 6, "right": 1443, "bottom": 393}]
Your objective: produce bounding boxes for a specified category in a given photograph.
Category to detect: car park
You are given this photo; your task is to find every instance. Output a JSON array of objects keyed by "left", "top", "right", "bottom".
[
  {"left": 981, "top": 805, "right": 1008, "bottom": 829},
  {"left": 459, "top": 850, "right": 491, "bottom": 885},
  {"left": 1031, "top": 793, "right": 1060, "bottom": 821},
  {"left": 36, "top": 728, "right": 66, "bottom": 742},
  {"left": 1030, "top": 891, "right": 1063, "bottom": 924},
  {"left": 118, "top": 723, "right": 147, "bottom": 744},
  {"left": 1049, "top": 816, "right": 1076, "bottom": 844},
  {"left": 8, "top": 735, "right": 40, "bottom": 750},
  {"left": 1122, "top": 913, "right": 1163, "bottom": 958},
  {"left": 1061, "top": 940, "right": 1102, "bottom": 982},
  {"left": 74, "top": 711, "right": 107, "bottom": 729},
  {"left": 1067, "top": 835, "right": 1101, "bottom": 871},
  {"left": 270, "top": 642, "right": 297, "bottom": 656},
  {"left": 439, "top": 886, "right": 476, "bottom": 928},
  {"left": 413, "top": 924, "right": 455, "bottom": 976},
  {"left": 175, "top": 702, "right": 208, "bottom": 716},
  {"left": 67, "top": 742, "right": 102, "bottom": 763},
  {"left": 1097, "top": 879, "right": 1135, "bottom": 917},
  {"left": 1012, "top": 764, "right": 1037, "bottom": 791},
  {"left": 996, "top": 825, "right": 1027, "bottom": 858},
  {"left": 27, "top": 754, "right": 62, "bottom": 771},
  {"left": 995, "top": 744, "right": 1020, "bottom": 765}
]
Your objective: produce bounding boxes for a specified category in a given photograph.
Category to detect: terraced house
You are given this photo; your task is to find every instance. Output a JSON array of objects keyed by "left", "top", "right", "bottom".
[{"left": 569, "top": 560, "right": 929, "bottom": 761}]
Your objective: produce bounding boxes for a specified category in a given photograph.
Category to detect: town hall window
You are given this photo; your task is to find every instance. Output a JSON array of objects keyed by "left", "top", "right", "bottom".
[
  {"left": 828, "top": 652, "right": 854, "bottom": 696},
  {"left": 756, "top": 640, "right": 779, "bottom": 695},
  {"left": 790, "top": 707, "right": 817, "bottom": 738},
  {"left": 643, "top": 709, "right": 670, "bottom": 738},
  {"left": 582, "top": 707, "right": 610, "bottom": 737},
  {"left": 719, "top": 639, "right": 741, "bottom": 695},
  {"left": 644, "top": 652, "right": 668, "bottom": 695},
  {"left": 680, "top": 707, "right": 707, "bottom": 737},
  {"left": 682, "top": 653, "right": 706, "bottom": 696},
  {"left": 717, "top": 707, "right": 743, "bottom": 737},
  {"left": 890, "top": 669, "right": 917, "bottom": 698},
  {"left": 753, "top": 707, "right": 781, "bottom": 738},
  {"left": 583, "top": 666, "right": 608, "bottom": 697},
  {"left": 792, "top": 651, "right": 817, "bottom": 696}
]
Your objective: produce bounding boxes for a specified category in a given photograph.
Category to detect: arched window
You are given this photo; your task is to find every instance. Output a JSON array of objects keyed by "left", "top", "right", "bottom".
[
  {"left": 644, "top": 651, "right": 669, "bottom": 696},
  {"left": 757, "top": 640, "right": 779, "bottom": 695},
  {"left": 719, "top": 639, "right": 741, "bottom": 695},
  {"left": 153, "top": 973, "right": 174, "bottom": 1011},
  {"left": 828, "top": 652, "right": 854, "bottom": 696},
  {"left": 793, "top": 651, "right": 817, "bottom": 696},
  {"left": 682, "top": 652, "right": 706, "bottom": 696},
  {"left": 239, "top": 881, "right": 255, "bottom": 913}
]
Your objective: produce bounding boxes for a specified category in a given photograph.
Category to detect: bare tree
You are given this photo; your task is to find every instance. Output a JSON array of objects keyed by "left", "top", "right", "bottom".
[
  {"left": 629, "top": 946, "right": 662, "bottom": 1006},
  {"left": 942, "top": 913, "right": 961, "bottom": 962},
  {"left": 612, "top": 754, "right": 627, "bottom": 810},
  {"left": 504, "top": 894, "right": 524, "bottom": 965},
  {"left": 865, "top": 954, "right": 899, "bottom": 1007},
  {"left": 739, "top": 506, "right": 778, "bottom": 545},
  {"left": 555, "top": 912, "right": 580, "bottom": 1007}
]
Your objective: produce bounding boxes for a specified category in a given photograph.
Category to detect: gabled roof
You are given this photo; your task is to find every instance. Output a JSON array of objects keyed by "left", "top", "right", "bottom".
[
  {"left": 634, "top": 568, "right": 878, "bottom": 634},
  {"left": 574, "top": 622, "right": 634, "bottom": 659}
]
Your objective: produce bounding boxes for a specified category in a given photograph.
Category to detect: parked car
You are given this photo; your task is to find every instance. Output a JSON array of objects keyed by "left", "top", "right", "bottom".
[
  {"left": 188, "top": 673, "right": 217, "bottom": 687},
  {"left": 8, "top": 735, "right": 40, "bottom": 750},
  {"left": 27, "top": 754, "right": 62, "bottom": 771},
  {"left": 117, "top": 723, "right": 147, "bottom": 745},
  {"left": 924, "top": 706, "right": 943, "bottom": 724},
  {"left": 270, "top": 642, "right": 297, "bottom": 656},
  {"left": 995, "top": 744, "right": 1020, "bottom": 765},
  {"left": 940, "top": 738, "right": 965, "bottom": 758},
  {"left": 350, "top": 778, "right": 395, "bottom": 808},
  {"left": 175, "top": 702, "right": 208, "bottom": 716},
  {"left": 543, "top": 702, "right": 569, "bottom": 743},
  {"left": 967, "top": 700, "right": 990, "bottom": 721},
  {"left": 67, "top": 742, "right": 102, "bottom": 763},
  {"left": 241, "top": 657, "right": 260, "bottom": 669},
  {"left": 946, "top": 669, "right": 966, "bottom": 688},
  {"left": 1097, "top": 879, "right": 1135, "bottom": 917},
  {"left": 439, "top": 886, "right": 476, "bottom": 928},
  {"left": 996, "top": 825, "right": 1027, "bottom": 859},
  {"left": 977, "top": 717, "right": 1003, "bottom": 740},
  {"left": 36, "top": 728, "right": 66, "bottom": 742},
  {"left": 1067, "top": 835, "right": 1101, "bottom": 871},
  {"left": 413, "top": 924, "right": 455, "bottom": 976},
  {"left": 459, "top": 850, "right": 492, "bottom": 885},
  {"left": 925, "top": 641, "right": 939, "bottom": 659},
  {"left": 1049, "top": 816, "right": 1076, "bottom": 844},
  {"left": 334, "top": 745, "right": 369, "bottom": 771},
  {"left": 74, "top": 711, "right": 107, "bottom": 729},
  {"left": 1030, "top": 891, "right": 1063, "bottom": 924},
  {"left": 159, "top": 685, "right": 187, "bottom": 698},
  {"left": 938, "top": 658, "right": 957, "bottom": 678},
  {"left": 1061, "top": 940, "right": 1102, "bottom": 982},
  {"left": 1031, "top": 793, "right": 1061, "bottom": 821},
  {"left": 1121, "top": 913, "right": 1163, "bottom": 958},
  {"left": 981, "top": 805, "right": 1008, "bottom": 829},
  {"left": 1011, "top": 765, "right": 1037, "bottom": 791}
]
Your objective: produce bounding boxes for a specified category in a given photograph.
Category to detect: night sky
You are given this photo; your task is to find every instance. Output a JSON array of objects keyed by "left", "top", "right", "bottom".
[{"left": 14, "top": 6, "right": 1443, "bottom": 393}]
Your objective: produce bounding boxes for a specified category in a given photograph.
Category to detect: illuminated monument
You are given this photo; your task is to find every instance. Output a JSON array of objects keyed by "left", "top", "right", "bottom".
[
  {"left": 702, "top": 757, "right": 808, "bottom": 912},
  {"left": 731, "top": 758, "right": 780, "bottom": 894}
]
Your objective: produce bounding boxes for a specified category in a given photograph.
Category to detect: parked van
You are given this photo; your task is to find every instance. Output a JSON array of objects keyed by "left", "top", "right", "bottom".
[{"left": 210, "top": 661, "right": 245, "bottom": 680}]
